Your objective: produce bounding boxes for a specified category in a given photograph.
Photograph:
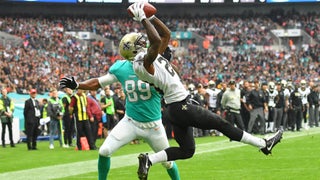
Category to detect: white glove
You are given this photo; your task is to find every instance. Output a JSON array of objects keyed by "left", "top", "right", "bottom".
[{"left": 128, "top": 2, "right": 146, "bottom": 22}]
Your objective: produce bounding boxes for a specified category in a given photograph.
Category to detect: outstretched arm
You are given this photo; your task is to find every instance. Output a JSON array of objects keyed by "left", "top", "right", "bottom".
[
  {"left": 142, "top": 18, "right": 161, "bottom": 74},
  {"left": 149, "top": 16, "right": 171, "bottom": 54},
  {"left": 59, "top": 73, "right": 117, "bottom": 90},
  {"left": 128, "top": 2, "right": 162, "bottom": 75},
  {"left": 78, "top": 78, "right": 100, "bottom": 90}
]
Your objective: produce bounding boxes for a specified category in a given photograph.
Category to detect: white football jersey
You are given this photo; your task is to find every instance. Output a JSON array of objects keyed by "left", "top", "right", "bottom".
[
  {"left": 283, "top": 88, "right": 291, "bottom": 98},
  {"left": 133, "top": 52, "right": 189, "bottom": 104},
  {"left": 206, "top": 88, "right": 221, "bottom": 108},
  {"left": 298, "top": 87, "right": 310, "bottom": 105},
  {"left": 268, "top": 90, "right": 278, "bottom": 107}
]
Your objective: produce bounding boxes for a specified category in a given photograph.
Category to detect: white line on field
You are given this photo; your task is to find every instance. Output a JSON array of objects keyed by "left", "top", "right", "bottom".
[{"left": 1, "top": 128, "right": 319, "bottom": 180}]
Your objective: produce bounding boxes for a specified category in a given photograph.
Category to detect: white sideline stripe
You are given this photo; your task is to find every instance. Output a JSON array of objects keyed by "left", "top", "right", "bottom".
[{"left": 1, "top": 128, "right": 319, "bottom": 180}]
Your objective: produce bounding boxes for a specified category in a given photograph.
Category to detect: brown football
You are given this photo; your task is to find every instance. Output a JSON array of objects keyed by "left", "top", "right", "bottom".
[{"left": 127, "top": 2, "right": 157, "bottom": 18}]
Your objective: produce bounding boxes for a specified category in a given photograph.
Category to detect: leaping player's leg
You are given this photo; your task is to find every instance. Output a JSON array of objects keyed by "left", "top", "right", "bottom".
[
  {"left": 142, "top": 120, "right": 181, "bottom": 180},
  {"left": 98, "top": 155, "right": 110, "bottom": 180},
  {"left": 98, "top": 116, "right": 137, "bottom": 180}
]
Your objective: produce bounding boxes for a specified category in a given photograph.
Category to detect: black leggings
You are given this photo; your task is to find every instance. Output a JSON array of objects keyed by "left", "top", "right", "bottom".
[
  {"left": 165, "top": 99, "right": 243, "bottom": 161},
  {"left": 1, "top": 122, "right": 13, "bottom": 143}
]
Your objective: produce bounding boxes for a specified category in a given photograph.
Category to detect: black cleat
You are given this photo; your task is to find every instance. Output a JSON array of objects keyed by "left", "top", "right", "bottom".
[
  {"left": 137, "top": 153, "right": 151, "bottom": 180},
  {"left": 260, "top": 130, "right": 283, "bottom": 155}
]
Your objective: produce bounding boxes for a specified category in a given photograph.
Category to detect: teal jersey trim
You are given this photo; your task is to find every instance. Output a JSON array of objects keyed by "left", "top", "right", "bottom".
[{"left": 109, "top": 60, "right": 161, "bottom": 122}]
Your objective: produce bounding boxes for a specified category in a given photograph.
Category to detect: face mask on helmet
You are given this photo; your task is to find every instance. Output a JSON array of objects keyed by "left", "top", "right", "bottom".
[
  {"left": 281, "top": 80, "right": 287, "bottom": 88},
  {"left": 188, "top": 84, "right": 195, "bottom": 91},
  {"left": 119, "top": 33, "right": 147, "bottom": 61},
  {"left": 300, "top": 80, "right": 307, "bottom": 87},
  {"left": 268, "top": 82, "right": 275, "bottom": 91},
  {"left": 162, "top": 46, "right": 172, "bottom": 61}
]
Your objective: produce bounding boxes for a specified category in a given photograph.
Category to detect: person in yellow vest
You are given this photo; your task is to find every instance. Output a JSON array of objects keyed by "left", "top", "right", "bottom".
[
  {"left": 100, "top": 85, "right": 116, "bottom": 137},
  {"left": 47, "top": 88, "right": 64, "bottom": 149},
  {"left": 61, "top": 88, "right": 75, "bottom": 147},
  {"left": 69, "top": 89, "right": 96, "bottom": 150},
  {"left": 0, "top": 88, "right": 15, "bottom": 147}
]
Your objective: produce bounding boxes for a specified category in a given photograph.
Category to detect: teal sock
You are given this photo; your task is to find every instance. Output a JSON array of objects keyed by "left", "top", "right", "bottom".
[
  {"left": 166, "top": 162, "right": 181, "bottom": 180},
  {"left": 98, "top": 155, "right": 110, "bottom": 180}
]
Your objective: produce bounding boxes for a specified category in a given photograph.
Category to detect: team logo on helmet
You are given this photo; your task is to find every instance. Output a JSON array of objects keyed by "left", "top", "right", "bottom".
[{"left": 119, "top": 33, "right": 146, "bottom": 61}]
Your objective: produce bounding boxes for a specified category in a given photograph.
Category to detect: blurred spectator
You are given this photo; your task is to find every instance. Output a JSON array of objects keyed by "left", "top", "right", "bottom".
[
  {"left": 100, "top": 85, "right": 116, "bottom": 136},
  {"left": 247, "top": 80, "right": 268, "bottom": 134},
  {"left": 205, "top": 80, "right": 220, "bottom": 113},
  {"left": 216, "top": 81, "right": 227, "bottom": 116},
  {"left": 221, "top": 80, "right": 245, "bottom": 130},
  {"left": 87, "top": 90, "right": 102, "bottom": 147},
  {"left": 274, "top": 82, "right": 285, "bottom": 132},
  {"left": 307, "top": 84, "right": 319, "bottom": 128},
  {"left": 40, "top": 98, "right": 49, "bottom": 136},
  {"left": 289, "top": 84, "right": 303, "bottom": 131},
  {"left": 47, "top": 88, "right": 63, "bottom": 149},
  {"left": 61, "top": 88, "right": 75, "bottom": 147},
  {"left": 240, "top": 80, "right": 251, "bottom": 131},
  {"left": 298, "top": 80, "right": 311, "bottom": 129},
  {"left": 69, "top": 89, "right": 96, "bottom": 150},
  {"left": 114, "top": 89, "right": 126, "bottom": 121},
  {"left": 23, "top": 88, "right": 41, "bottom": 150},
  {"left": 0, "top": 88, "right": 15, "bottom": 147}
]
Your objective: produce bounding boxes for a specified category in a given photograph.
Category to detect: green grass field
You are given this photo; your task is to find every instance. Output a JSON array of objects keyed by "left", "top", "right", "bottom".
[{"left": 1, "top": 127, "right": 320, "bottom": 180}]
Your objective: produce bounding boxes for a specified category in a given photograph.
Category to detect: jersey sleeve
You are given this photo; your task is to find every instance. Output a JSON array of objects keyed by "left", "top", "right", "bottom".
[{"left": 98, "top": 73, "right": 118, "bottom": 88}]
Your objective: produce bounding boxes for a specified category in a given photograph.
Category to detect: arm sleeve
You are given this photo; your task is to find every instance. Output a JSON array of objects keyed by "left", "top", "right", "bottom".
[
  {"left": 23, "top": 101, "right": 28, "bottom": 118},
  {"left": 221, "top": 93, "right": 226, "bottom": 109},
  {"left": 69, "top": 97, "right": 76, "bottom": 108},
  {"left": 98, "top": 73, "right": 118, "bottom": 88},
  {"left": 47, "top": 102, "right": 54, "bottom": 117}
]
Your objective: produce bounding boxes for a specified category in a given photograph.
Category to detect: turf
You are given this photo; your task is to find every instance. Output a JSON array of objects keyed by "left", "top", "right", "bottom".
[{"left": 1, "top": 127, "right": 319, "bottom": 180}]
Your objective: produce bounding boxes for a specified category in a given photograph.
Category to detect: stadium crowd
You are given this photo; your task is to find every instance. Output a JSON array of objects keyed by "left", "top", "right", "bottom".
[
  {"left": 0, "top": 13, "right": 319, "bottom": 138},
  {"left": 0, "top": 13, "right": 319, "bottom": 92}
]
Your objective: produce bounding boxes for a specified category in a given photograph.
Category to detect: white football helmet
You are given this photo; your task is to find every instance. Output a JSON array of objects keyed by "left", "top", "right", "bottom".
[
  {"left": 281, "top": 79, "right": 287, "bottom": 88},
  {"left": 268, "top": 81, "right": 275, "bottom": 90},
  {"left": 119, "top": 33, "right": 147, "bottom": 61},
  {"left": 188, "top": 83, "right": 195, "bottom": 91},
  {"left": 300, "top": 79, "right": 307, "bottom": 87},
  {"left": 208, "top": 80, "right": 215, "bottom": 88}
]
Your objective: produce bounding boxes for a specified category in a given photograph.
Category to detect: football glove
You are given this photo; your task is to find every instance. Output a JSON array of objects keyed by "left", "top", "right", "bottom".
[
  {"left": 59, "top": 76, "right": 79, "bottom": 90},
  {"left": 128, "top": 2, "right": 146, "bottom": 22}
]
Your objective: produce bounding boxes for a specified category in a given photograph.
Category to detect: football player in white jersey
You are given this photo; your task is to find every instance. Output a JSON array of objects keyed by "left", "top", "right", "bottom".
[
  {"left": 127, "top": 2, "right": 283, "bottom": 180},
  {"left": 267, "top": 81, "right": 277, "bottom": 132},
  {"left": 59, "top": 15, "right": 181, "bottom": 180},
  {"left": 205, "top": 80, "right": 221, "bottom": 113},
  {"left": 298, "top": 80, "right": 311, "bottom": 129}
]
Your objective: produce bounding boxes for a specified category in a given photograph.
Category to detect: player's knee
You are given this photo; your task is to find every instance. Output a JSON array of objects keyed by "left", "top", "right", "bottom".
[
  {"left": 182, "top": 148, "right": 195, "bottom": 159},
  {"left": 161, "top": 161, "right": 173, "bottom": 169},
  {"left": 99, "top": 146, "right": 112, "bottom": 156}
]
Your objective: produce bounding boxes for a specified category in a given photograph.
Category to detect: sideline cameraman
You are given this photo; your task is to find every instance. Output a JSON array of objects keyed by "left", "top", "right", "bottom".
[{"left": 47, "top": 88, "right": 63, "bottom": 149}]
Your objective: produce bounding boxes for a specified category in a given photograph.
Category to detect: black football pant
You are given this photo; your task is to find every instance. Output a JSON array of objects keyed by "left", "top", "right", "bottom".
[
  {"left": 1, "top": 122, "right": 14, "bottom": 145},
  {"left": 165, "top": 98, "right": 243, "bottom": 161}
]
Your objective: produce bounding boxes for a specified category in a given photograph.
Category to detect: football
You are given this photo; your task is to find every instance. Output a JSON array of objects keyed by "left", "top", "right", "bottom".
[{"left": 127, "top": 2, "right": 157, "bottom": 18}]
